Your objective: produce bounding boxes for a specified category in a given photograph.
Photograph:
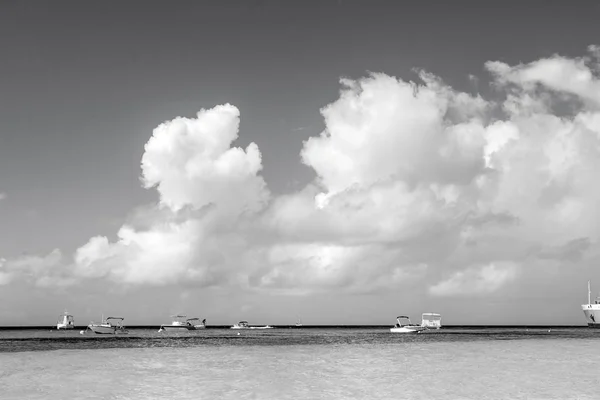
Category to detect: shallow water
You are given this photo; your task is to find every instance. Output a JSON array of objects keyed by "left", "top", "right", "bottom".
[{"left": 1, "top": 328, "right": 598, "bottom": 399}]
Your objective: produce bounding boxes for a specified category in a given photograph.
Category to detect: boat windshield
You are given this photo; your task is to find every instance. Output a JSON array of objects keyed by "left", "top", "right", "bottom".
[{"left": 395, "top": 316, "right": 413, "bottom": 326}]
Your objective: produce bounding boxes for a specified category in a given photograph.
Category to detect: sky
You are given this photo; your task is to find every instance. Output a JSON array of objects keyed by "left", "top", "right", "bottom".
[{"left": 1, "top": 0, "right": 600, "bottom": 326}]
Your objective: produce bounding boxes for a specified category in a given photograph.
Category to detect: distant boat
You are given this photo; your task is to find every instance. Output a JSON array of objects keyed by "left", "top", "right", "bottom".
[
  {"left": 186, "top": 318, "right": 206, "bottom": 330},
  {"left": 158, "top": 315, "right": 193, "bottom": 332},
  {"left": 56, "top": 310, "right": 75, "bottom": 330},
  {"left": 421, "top": 313, "right": 442, "bottom": 329},
  {"left": 87, "top": 316, "right": 128, "bottom": 335},
  {"left": 582, "top": 281, "right": 600, "bottom": 328},
  {"left": 295, "top": 317, "right": 303, "bottom": 328},
  {"left": 231, "top": 321, "right": 273, "bottom": 330},
  {"left": 231, "top": 321, "right": 250, "bottom": 329},
  {"left": 390, "top": 316, "right": 426, "bottom": 333}
]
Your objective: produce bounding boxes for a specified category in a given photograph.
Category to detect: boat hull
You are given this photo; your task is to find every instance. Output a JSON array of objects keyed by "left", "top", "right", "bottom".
[
  {"left": 88, "top": 324, "right": 128, "bottom": 334},
  {"left": 231, "top": 326, "right": 273, "bottom": 330},
  {"left": 160, "top": 325, "right": 192, "bottom": 332},
  {"left": 56, "top": 324, "right": 74, "bottom": 330},
  {"left": 390, "top": 326, "right": 425, "bottom": 333},
  {"left": 582, "top": 304, "right": 600, "bottom": 326}
]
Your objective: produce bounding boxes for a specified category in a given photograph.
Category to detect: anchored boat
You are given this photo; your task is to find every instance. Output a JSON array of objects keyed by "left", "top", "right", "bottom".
[
  {"left": 56, "top": 310, "right": 75, "bottom": 330},
  {"left": 87, "top": 316, "right": 128, "bottom": 334},
  {"left": 231, "top": 321, "right": 273, "bottom": 330},
  {"left": 421, "top": 313, "right": 442, "bottom": 329},
  {"left": 158, "top": 315, "right": 194, "bottom": 332},
  {"left": 582, "top": 281, "right": 600, "bottom": 328},
  {"left": 390, "top": 315, "right": 426, "bottom": 333},
  {"left": 186, "top": 318, "right": 207, "bottom": 330}
]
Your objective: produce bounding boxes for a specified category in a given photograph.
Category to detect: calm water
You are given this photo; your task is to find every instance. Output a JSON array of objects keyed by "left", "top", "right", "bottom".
[{"left": 1, "top": 327, "right": 599, "bottom": 399}]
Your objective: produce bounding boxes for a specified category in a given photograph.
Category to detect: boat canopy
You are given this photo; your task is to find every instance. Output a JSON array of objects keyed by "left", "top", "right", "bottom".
[
  {"left": 396, "top": 316, "right": 410, "bottom": 319},
  {"left": 106, "top": 317, "right": 124, "bottom": 320},
  {"left": 171, "top": 315, "right": 187, "bottom": 318}
]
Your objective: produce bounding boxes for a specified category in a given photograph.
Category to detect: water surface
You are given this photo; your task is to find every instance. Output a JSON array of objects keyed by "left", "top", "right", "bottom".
[{"left": 1, "top": 327, "right": 597, "bottom": 399}]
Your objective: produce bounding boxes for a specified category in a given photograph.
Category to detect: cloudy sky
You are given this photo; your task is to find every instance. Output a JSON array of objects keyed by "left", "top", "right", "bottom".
[{"left": 1, "top": 1, "right": 600, "bottom": 326}]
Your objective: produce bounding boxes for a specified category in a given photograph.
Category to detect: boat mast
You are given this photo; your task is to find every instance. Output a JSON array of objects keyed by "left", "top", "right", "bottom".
[{"left": 589, "top": 280, "right": 591, "bottom": 305}]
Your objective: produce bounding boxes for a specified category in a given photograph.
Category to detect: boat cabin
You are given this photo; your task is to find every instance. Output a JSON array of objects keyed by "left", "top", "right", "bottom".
[{"left": 421, "top": 313, "right": 442, "bottom": 329}]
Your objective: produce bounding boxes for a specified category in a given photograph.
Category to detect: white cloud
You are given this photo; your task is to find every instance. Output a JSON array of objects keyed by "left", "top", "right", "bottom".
[
  {"left": 3, "top": 46, "right": 600, "bottom": 301},
  {"left": 486, "top": 45, "right": 600, "bottom": 108},
  {"left": 140, "top": 103, "right": 269, "bottom": 216},
  {"left": 0, "top": 249, "right": 74, "bottom": 287},
  {"left": 71, "top": 104, "right": 269, "bottom": 286},
  {"left": 429, "top": 262, "right": 518, "bottom": 297}
]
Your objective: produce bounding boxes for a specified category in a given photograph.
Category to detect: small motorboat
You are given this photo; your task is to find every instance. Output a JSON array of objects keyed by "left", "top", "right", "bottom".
[
  {"left": 56, "top": 310, "right": 75, "bottom": 330},
  {"left": 158, "top": 315, "right": 194, "bottom": 332},
  {"left": 231, "top": 321, "right": 273, "bottom": 330},
  {"left": 390, "top": 316, "right": 426, "bottom": 333},
  {"left": 231, "top": 321, "right": 250, "bottom": 329},
  {"left": 87, "top": 316, "right": 128, "bottom": 334},
  {"left": 186, "top": 318, "right": 207, "bottom": 330}
]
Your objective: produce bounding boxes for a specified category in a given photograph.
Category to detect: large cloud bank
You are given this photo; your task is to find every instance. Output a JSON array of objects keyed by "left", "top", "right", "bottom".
[{"left": 3, "top": 46, "right": 600, "bottom": 297}]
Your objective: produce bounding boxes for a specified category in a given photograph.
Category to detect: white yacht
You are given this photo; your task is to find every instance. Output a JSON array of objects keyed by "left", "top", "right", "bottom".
[
  {"left": 186, "top": 318, "right": 206, "bottom": 330},
  {"left": 582, "top": 281, "right": 600, "bottom": 328},
  {"left": 390, "top": 316, "right": 426, "bottom": 333},
  {"left": 87, "top": 316, "right": 128, "bottom": 335},
  {"left": 421, "top": 313, "right": 442, "bottom": 329},
  {"left": 158, "top": 315, "right": 193, "bottom": 332},
  {"left": 56, "top": 310, "right": 75, "bottom": 330}
]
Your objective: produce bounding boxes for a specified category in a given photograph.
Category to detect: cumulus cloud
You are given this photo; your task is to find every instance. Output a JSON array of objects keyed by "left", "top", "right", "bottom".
[
  {"left": 140, "top": 103, "right": 269, "bottom": 215},
  {"left": 72, "top": 104, "right": 269, "bottom": 286},
  {"left": 3, "top": 46, "right": 600, "bottom": 300}
]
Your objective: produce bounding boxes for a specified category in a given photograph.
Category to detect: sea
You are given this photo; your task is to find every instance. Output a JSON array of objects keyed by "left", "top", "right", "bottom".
[{"left": 1, "top": 326, "right": 598, "bottom": 399}]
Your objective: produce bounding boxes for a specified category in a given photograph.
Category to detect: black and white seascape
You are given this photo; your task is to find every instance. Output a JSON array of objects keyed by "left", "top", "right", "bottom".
[{"left": 1, "top": 1, "right": 600, "bottom": 399}]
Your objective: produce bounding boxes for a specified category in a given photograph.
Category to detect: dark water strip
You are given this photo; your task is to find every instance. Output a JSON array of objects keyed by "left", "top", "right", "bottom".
[
  {"left": 0, "top": 325, "right": 590, "bottom": 330},
  {"left": 1, "top": 327, "right": 599, "bottom": 353}
]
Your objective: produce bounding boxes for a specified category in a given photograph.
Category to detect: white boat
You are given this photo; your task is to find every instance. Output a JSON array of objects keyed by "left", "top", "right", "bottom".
[
  {"left": 186, "top": 318, "right": 206, "bottom": 330},
  {"left": 231, "top": 321, "right": 250, "bottom": 329},
  {"left": 87, "top": 316, "right": 128, "bottom": 335},
  {"left": 390, "top": 316, "right": 426, "bottom": 333},
  {"left": 56, "top": 310, "right": 75, "bottom": 330},
  {"left": 158, "top": 315, "right": 193, "bottom": 332},
  {"left": 231, "top": 321, "right": 273, "bottom": 330},
  {"left": 421, "top": 313, "right": 442, "bottom": 329},
  {"left": 582, "top": 281, "right": 600, "bottom": 328},
  {"left": 295, "top": 317, "right": 303, "bottom": 328}
]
